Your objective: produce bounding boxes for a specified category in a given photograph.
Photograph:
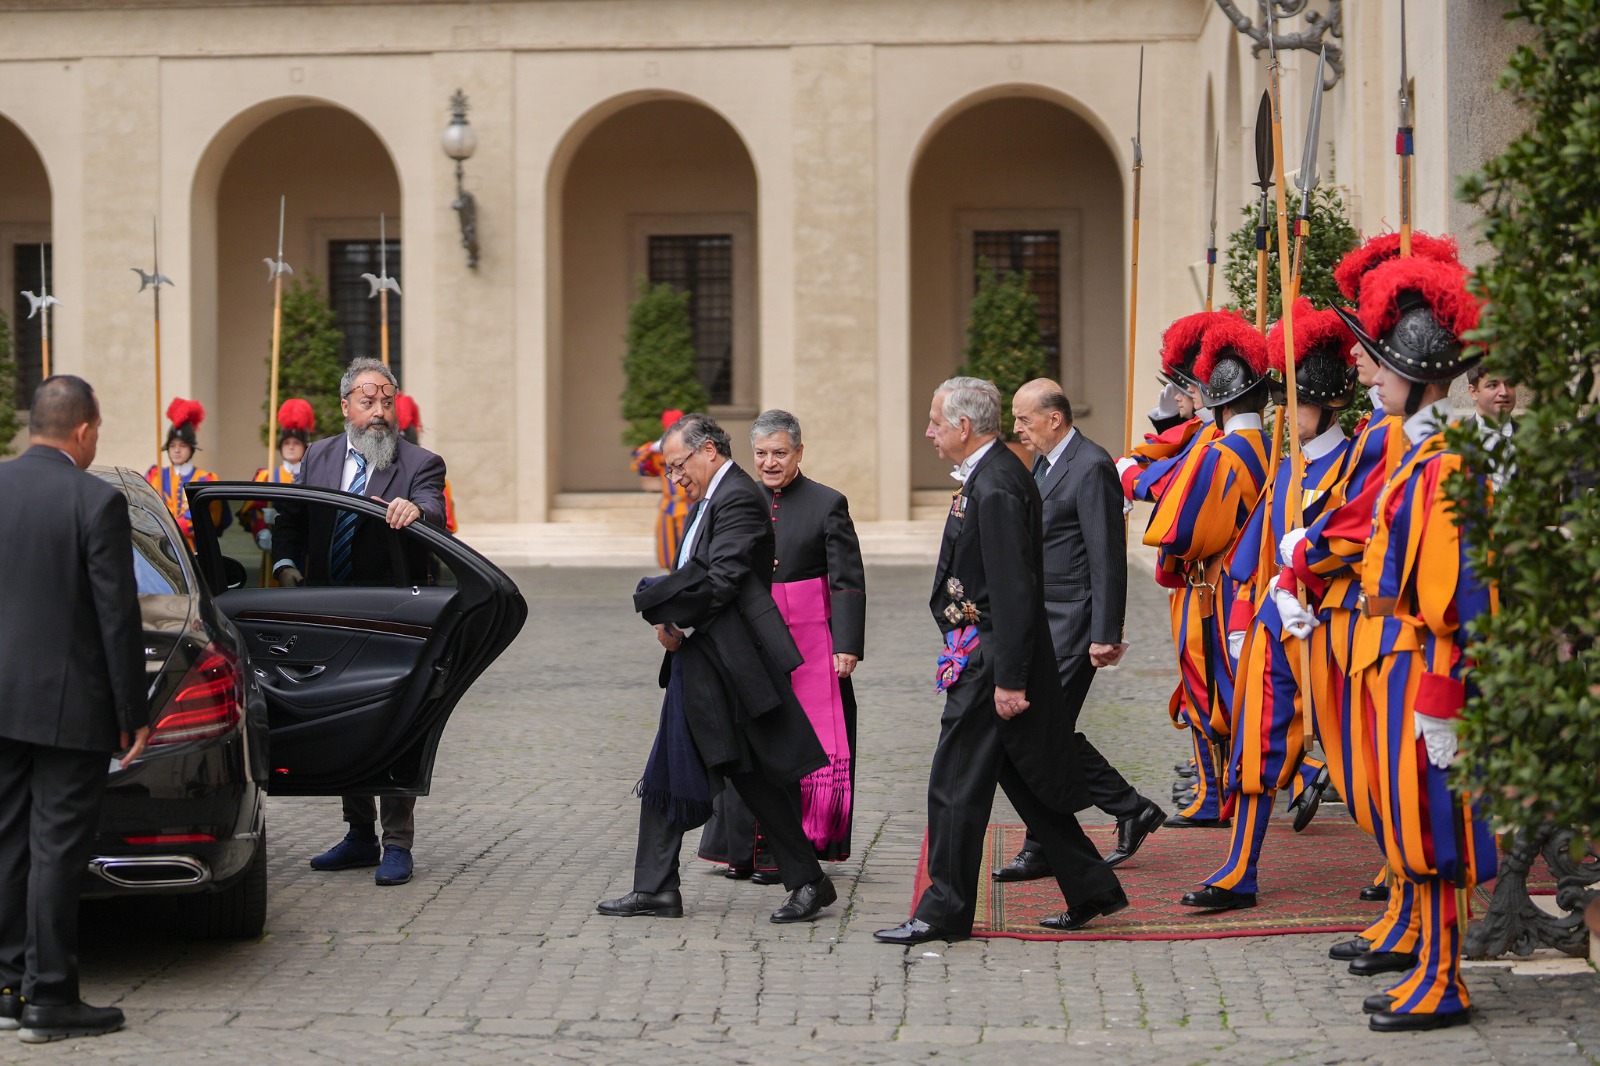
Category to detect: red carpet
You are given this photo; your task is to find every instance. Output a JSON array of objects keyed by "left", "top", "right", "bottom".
[{"left": 911, "top": 818, "right": 1390, "bottom": 941}]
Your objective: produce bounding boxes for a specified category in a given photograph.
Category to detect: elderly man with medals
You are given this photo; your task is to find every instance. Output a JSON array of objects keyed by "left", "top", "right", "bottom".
[{"left": 698, "top": 410, "right": 865, "bottom": 879}]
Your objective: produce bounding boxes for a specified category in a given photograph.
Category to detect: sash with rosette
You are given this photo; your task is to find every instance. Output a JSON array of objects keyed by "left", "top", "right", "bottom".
[{"left": 934, "top": 575, "right": 982, "bottom": 692}]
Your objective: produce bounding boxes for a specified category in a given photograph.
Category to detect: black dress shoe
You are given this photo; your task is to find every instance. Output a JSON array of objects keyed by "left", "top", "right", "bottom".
[
  {"left": 1179, "top": 884, "right": 1257, "bottom": 910},
  {"left": 1173, "top": 762, "right": 1195, "bottom": 774},
  {"left": 750, "top": 869, "right": 784, "bottom": 885},
  {"left": 770, "top": 875, "right": 836, "bottom": 923},
  {"left": 1163, "top": 813, "right": 1230, "bottom": 829},
  {"left": 1290, "top": 767, "right": 1330, "bottom": 832},
  {"left": 1363, "top": 992, "right": 1394, "bottom": 1013},
  {"left": 1105, "top": 799, "right": 1166, "bottom": 868},
  {"left": 991, "top": 849, "right": 1053, "bottom": 882},
  {"left": 1349, "top": 950, "right": 1418, "bottom": 976},
  {"left": 1174, "top": 765, "right": 1198, "bottom": 779},
  {"left": 1040, "top": 887, "right": 1129, "bottom": 931},
  {"left": 1369, "top": 1008, "right": 1471, "bottom": 1032},
  {"left": 1359, "top": 884, "right": 1390, "bottom": 903},
  {"left": 0, "top": 987, "right": 22, "bottom": 1031},
  {"left": 1328, "top": 936, "right": 1371, "bottom": 961},
  {"left": 596, "top": 889, "right": 684, "bottom": 918},
  {"left": 17, "top": 1001, "right": 124, "bottom": 1044},
  {"left": 723, "top": 865, "right": 754, "bottom": 880},
  {"left": 874, "top": 918, "right": 963, "bottom": 945}
]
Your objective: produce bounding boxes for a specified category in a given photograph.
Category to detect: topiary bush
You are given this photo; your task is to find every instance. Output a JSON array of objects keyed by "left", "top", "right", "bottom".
[
  {"left": 958, "top": 258, "right": 1049, "bottom": 440},
  {"left": 620, "top": 279, "right": 709, "bottom": 447},
  {"left": 0, "top": 312, "right": 18, "bottom": 456},
  {"left": 264, "top": 278, "right": 347, "bottom": 446}
]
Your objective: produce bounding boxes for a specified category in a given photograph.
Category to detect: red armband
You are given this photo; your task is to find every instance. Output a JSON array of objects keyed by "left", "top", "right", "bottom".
[
  {"left": 1414, "top": 673, "right": 1466, "bottom": 720},
  {"left": 1227, "top": 597, "right": 1254, "bottom": 635}
]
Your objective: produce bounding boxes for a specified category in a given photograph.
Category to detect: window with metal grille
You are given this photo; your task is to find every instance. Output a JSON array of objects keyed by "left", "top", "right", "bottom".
[
  {"left": 11, "top": 243, "right": 52, "bottom": 408},
  {"left": 329, "top": 239, "right": 402, "bottom": 384},
  {"left": 648, "top": 234, "right": 733, "bottom": 405},
  {"left": 972, "top": 230, "right": 1061, "bottom": 379}
]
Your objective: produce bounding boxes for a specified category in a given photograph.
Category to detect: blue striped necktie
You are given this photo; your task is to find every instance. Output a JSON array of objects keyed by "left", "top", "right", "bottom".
[{"left": 329, "top": 450, "right": 367, "bottom": 584}]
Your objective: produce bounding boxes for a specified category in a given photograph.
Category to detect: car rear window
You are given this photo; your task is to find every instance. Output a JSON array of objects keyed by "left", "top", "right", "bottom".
[{"left": 130, "top": 500, "right": 189, "bottom": 598}]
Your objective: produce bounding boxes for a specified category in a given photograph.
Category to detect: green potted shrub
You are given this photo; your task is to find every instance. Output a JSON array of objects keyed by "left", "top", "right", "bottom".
[
  {"left": 620, "top": 279, "right": 709, "bottom": 485},
  {"left": 957, "top": 258, "right": 1049, "bottom": 453},
  {"left": 262, "top": 277, "right": 347, "bottom": 446}
]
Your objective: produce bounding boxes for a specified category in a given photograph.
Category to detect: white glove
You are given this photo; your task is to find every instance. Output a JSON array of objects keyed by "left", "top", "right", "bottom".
[
  {"left": 1272, "top": 588, "right": 1320, "bottom": 640},
  {"left": 1115, "top": 456, "right": 1139, "bottom": 479},
  {"left": 263, "top": 506, "right": 278, "bottom": 525},
  {"left": 255, "top": 529, "right": 272, "bottom": 552},
  {"left": 1279, "top": 527, "right": 1307, "bottom": 568},
  {"left": 1415, "top": 714, "right": 1458, "bottom": 769},
  {"left": 1227, "top": 631, "right": 1245, "bottom": 661},
  {"left": 1122, "top": 497, "right": 1134, "bottom": 516},
  {"left": 1148, "top": 382, "right": 1183, "bottom": 420}
]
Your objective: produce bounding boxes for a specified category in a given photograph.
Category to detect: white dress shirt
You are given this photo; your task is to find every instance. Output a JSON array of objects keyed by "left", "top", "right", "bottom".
[{"left": 951, "top": 439, "right": 999, "bottom": 484}]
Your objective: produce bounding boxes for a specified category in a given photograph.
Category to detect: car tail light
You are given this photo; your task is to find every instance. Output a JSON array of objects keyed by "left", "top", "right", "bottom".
[
  {"left": 149, "top": 644, "right": 241, "bottom": 746},
  {"left": 123, "top": 834, "right": 217, "bottom": 844}
]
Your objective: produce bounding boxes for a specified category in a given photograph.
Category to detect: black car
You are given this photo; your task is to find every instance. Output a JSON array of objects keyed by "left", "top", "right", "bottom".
[{"left": 87, "top": 470, "right": 526, "bottom": 937}]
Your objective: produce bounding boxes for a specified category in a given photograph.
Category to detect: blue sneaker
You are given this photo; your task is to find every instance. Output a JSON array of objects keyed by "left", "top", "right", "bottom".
[
  {"left": 309, "top": 829, "right": 381, "bottom": 871},
  {"left": 375, "top": 845, "right": 413, "bottom": 886}
]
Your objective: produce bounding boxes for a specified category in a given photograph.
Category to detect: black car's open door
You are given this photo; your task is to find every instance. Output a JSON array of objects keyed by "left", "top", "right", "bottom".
[{"left": 188, "top": 482, "right": 526, "bottom": 797}]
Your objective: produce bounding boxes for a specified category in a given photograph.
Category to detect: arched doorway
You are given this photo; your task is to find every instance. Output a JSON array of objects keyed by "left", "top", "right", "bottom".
[
  {"left": 193, "top": 102, "right": 401, "bottom": 478},
  {"left": 0, "top": 114, "right": 52, "bottom": 430},
  {"left": 907, "top": 92, "right": 1123, "bottom": 491},
  {"left": 551, "top": 96, "right": 758, "bottom": 492}
]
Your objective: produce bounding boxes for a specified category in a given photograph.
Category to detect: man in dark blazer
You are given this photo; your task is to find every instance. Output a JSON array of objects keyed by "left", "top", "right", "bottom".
[
  {"left": 599, "top": 413, "right": 839, "bottom": 924},
  {"left": 0, "top": 376, "right": 148, "bottom": 1042},
  {"left": 272, "top": 357, "right": 447, "bottom": 888},
  {"left": 987, "top": 380, "right": 1165, "bottom": 882},
  {"left": 875, "top": 378, "right": 1126, "bottom": 945}
]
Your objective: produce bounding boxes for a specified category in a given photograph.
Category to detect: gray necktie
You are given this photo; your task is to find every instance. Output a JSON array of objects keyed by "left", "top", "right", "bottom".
[{"left": 1032, "top": 455, "right": 1049, "bottom": 486}]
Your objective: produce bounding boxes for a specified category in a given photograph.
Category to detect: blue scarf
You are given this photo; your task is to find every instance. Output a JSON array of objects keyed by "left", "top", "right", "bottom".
[{"left": 634, "top": 577, "right": 713, "bottom": 827}]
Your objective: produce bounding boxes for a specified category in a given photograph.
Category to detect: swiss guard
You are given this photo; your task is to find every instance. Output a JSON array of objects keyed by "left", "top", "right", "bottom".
[
  {"left": 1334, "top": 252, "right": 1496, "bottom": 1032},
  {"left": 1179, "top": 297, "right": 1356, "bottom": 911},
  {"left": 397, "top": 395, "right": 458, "bottom": 534},
  {"left": 239, "top": 397, "right": 314, "bottom": 549},
  {"left": 147, "top": 398, "right": 229, "bottom": 546}
]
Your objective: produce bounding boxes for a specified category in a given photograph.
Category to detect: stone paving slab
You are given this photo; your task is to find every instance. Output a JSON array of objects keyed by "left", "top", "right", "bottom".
[{"left": 25, "top": 564, "right": 1597, "bottom": 1064}]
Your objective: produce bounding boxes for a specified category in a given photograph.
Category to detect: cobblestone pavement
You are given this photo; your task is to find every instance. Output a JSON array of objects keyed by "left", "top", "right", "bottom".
[{"left": 34, "top": 563, "right": 1600, "bottom": 1064}]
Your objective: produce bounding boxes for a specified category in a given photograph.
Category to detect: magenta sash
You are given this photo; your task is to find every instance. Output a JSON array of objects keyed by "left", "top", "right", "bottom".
[{"left": 770, "top": 576, "right": 852, "bottom": 851}]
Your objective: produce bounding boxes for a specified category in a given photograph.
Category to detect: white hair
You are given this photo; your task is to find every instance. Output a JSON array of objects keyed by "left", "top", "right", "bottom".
[
  {"left": 937, "top": 376, "right": 1001, "bottom": 436},
  {"left": 750, "top": 409, "right": 802, "bottom": 447}
]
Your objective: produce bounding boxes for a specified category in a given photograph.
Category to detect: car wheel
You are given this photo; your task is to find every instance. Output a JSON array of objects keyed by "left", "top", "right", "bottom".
[{"left": 183, "top": 830, "right": 267, "bottom": 940}]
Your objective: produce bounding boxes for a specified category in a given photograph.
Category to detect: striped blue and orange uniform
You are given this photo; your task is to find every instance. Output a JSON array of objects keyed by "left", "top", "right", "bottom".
[
  {"left": 1144, "top": 416, "right": 1269, "bottom": 820},
  {"left": 1352, "top": 424, "right": 1497, "bottom": 1018},
  {"left": 632, "top": 443, "right": 691, "bottom": 570},
  {"left": 1287, "top": 408, "right": 1418, "bottom": 952},
  {"left": 1201, "top": 429, "right": 1349, "bottom": 894},
  {"left": 238, "top": 464, "right": 296, "bottom": 536},
  {"left": 147, "top": 464, "right": 229, "bottom": 548}
]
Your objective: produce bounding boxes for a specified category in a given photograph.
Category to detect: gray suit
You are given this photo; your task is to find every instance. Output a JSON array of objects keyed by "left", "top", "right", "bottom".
[{"left": 1031, "top": 430, "right": 1139, "bottom": 828}]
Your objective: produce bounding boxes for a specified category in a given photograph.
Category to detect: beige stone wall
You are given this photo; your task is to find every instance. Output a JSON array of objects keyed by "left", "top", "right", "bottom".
[{"left": 0, "top": 0, "right": 1522, "bottom": 522}]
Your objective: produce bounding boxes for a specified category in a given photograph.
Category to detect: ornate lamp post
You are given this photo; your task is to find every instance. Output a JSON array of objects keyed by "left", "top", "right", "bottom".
[{"left": 441, "top": 89, "right": 480, "bottom": 270}]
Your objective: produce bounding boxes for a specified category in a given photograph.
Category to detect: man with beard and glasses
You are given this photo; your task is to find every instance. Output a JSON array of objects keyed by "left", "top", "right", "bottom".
[{"left": 271, "top": 356, "right": 447, "bottom": 887}]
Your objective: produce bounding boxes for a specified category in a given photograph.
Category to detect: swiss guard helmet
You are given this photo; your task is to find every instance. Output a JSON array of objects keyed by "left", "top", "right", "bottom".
[
  {"left": 1194, "top": 312, "right": 1269, "bottom": 411},
  {"left": 276, "top": 398, "right": 315, "bottom": 447},
  {"left": 396, "top": 393, "right": 422, "bottom": 446},
  {"left": 1266, "top": 297, "right": 1358, "bottom": 433},
  {"left": 1332, "top": 255, "right": 1482, "bottom": 416},
  {"left": 1333, "top": 231, "right": 1460, "bottom": 304},
  {"left": 1157, "top": 311, "right": 1220, "bottom": 391},
  {"left": 164, "top": 398, "right": 204, "bottom": 450}
]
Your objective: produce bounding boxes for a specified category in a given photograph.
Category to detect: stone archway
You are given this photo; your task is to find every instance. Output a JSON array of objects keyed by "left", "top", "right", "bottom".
[
  {"left": 192, "top": 101, "right": 401, "bottom": 478},
  {"left": 0, "top": 113, "right": 52, "bottom": 425},
  {"left": 550, "top": 95, "right": 758, "bottom": 493},
  {"left": 907, "top": 91, "right": 1124, "bottom": 491}
]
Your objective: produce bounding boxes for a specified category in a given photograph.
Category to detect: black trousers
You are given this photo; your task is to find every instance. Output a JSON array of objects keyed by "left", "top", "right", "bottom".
[
  {"left": 914, "top": 652, "right": 1120, "bottom": 934},
  {"left": 0, "top": 739, "right": 109, "bottom": 1005},
  {"left": 634, "top": 771, "right": 822, "bottom": 894},
  {"left": 1019, "top": 653, "right": 1141, "bottom": 857}
]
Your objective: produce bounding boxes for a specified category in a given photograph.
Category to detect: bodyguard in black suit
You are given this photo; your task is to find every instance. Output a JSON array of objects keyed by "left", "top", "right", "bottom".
[
  {"left": 875, "top": 378, "right": 1125, "bottom": 945},
  {"left": 0, "top": 377, "right": 148, "bottom": 1042},
  {"left": 989, "top": 381, "right": 1165, "bottom": 883},
  {"left": 599, "top": 413, "right": 838, "bottom": 924}
]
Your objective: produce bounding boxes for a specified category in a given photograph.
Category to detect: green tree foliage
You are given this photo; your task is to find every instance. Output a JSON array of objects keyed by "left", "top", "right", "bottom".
[
  {"left": 264, "top": 278, "right": 347, "bottom": 447},
  {"left": 0, "top": 313, "right": 18, "bottom": 456},
  {"left": 957, "top": 259, "right": 1049, "bottom": 439},
  {"left": 620, "top": 279, "right": 709, "bottom": 447},
  {"left": 1449, "top": 1, "right": 1600, "bottom": 843}
]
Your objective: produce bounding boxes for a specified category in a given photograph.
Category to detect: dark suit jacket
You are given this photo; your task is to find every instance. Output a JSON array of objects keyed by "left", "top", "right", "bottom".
[
  {"left": 274, "top": 434, "right": 447, "bottom": 585},
  {"left": 930, "top": 441, "right": 1086, "bottom": 813},
  {"left": 1037, "top": 430, "right": 1128, "bottom": 657},
  {"left": 0, "top": 446, "right": 147, "bottom": 752},
  {"left": 633, "top": 462, "right": 827, "bottom": 784},
  {"left": 763, "top": 472, "right": 866, "bottom": 658}
]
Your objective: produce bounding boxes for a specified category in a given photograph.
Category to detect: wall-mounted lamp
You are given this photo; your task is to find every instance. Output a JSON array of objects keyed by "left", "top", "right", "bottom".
[{"left": 441, "top": 89, "right": 480, "bottom": 270}]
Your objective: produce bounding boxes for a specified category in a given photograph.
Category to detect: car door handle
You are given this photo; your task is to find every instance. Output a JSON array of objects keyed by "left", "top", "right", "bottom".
[
  {"left": 268, "top": 636, "right": 296, "bottom": 656},
  {"left": 274, "top": 664, "right": 325, "bottom": 684}
]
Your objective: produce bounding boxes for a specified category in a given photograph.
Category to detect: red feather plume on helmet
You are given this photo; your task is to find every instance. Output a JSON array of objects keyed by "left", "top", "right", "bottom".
[
  {"left": 1193, "top": 310, "right": 1268, "bottom": 383},
  {"left": 660, "top": 408, "right": 685, "bottom": 430},
  {"left": 395, "top": 394, "right": 422, "bottom": 433},
  {"left": 1158, "top": 311, "right": 1215, "bottom": 372},
  {"left": 165, "top": 398, "right": 204, "bottom": 429},
  {"left": 1357, "top": 255, "right": 1480, "bottom": 342},
  {"left": 276, "top": 398, "right": 315, "bottom": 433},
  {"left": 1266, "top": 297, "right": 1357, "bottom": 374},
  {"left": 1333, "top": 232, "right": 1459, "bottom": 302}
]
